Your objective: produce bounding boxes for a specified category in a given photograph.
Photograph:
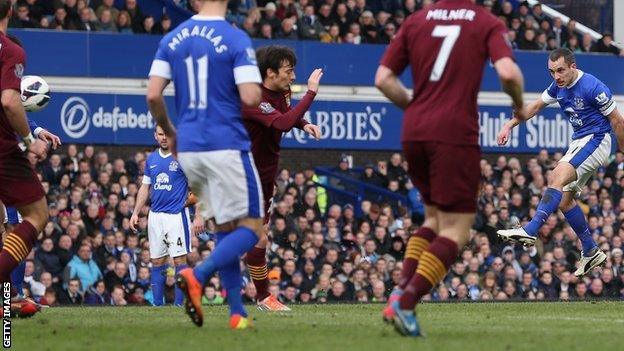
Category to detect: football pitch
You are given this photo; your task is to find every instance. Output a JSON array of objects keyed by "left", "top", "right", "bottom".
[{"left": 10, "top": 302, "right": 624, "bottom": 351}]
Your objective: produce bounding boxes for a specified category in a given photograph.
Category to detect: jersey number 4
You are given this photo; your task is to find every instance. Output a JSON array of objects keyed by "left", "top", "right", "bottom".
[
  {"left": 184, "top": 55, "right": 208, "bottom": 109},
  {"left": 429, "top": 25, "right": 461, "bottom": 82}
]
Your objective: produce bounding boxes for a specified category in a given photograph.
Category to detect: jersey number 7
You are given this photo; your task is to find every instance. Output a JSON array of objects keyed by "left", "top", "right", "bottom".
[{"left": 429, "top": 25, "right": 461, "bottom": 82}]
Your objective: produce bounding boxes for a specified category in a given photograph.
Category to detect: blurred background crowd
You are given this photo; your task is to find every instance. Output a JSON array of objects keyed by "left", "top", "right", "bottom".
[
  {"left": 6, "top": 0, "right": 623, "bottom": 54},
  {"left": 12, "top": 143, "right": 624, "bottom": 306}
]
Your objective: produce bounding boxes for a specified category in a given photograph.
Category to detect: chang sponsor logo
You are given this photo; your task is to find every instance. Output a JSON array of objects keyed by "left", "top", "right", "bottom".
[
  {"left": 60, "top": 96, "right": 156, "bottom": 140},
  {"left": 154, "top": 173, "right": 172, "bottom": 191}
]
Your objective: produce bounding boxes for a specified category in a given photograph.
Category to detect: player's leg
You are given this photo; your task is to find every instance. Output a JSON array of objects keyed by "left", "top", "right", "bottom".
[
  {"left": 147, "top": 211, "right": 169, "bottom": 306},
  {"left": 176, "top": 150, "right": 263, "bottom": 327},
  {"left": 393, "top": 211, "right": 473, "bottom": 336},
  {"left": 0, "top": 197, "right": 47, "bottom": 287},
  {"left": 170, "top": 208, "right": 192, "bottom": 306},
  {"left": 215, "top": 231, "right": 251, "bottom": 328},
  {"left": 497, "top": 161, "right": 575, "bottom": 245},
  {"left": 383, "top": 206, "right": 437, "bottom": 322},
  {"left": 559, "top": 192, "right": 606, "bottom": 276},
  {"left": 391, "top": 142, "right": 479, "bottom": 336}
]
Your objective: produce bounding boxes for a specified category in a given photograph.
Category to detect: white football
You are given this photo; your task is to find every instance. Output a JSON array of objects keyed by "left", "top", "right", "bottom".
[{"left": 20, "top": 75, "right": 51, "bottom": 112}]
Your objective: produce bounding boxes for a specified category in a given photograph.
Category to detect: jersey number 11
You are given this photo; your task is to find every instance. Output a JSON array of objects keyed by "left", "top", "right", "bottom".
[{"left": 184, "top": 55, "right": 208, "bottom": 109}]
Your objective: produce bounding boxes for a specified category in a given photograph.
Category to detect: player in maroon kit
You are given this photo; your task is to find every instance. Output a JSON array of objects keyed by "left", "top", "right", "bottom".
[
  {"left": 375, "top": 0, "right": 527, "bottom": 336},
  {"left": 0, "top": 0, "right": 49, "bottom": 316},
  {"left": 242, "top": 45, "right": 322, "bottom": 311}
]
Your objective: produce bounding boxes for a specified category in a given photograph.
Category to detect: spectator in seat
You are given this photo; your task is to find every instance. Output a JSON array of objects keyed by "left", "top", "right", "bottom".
[
  {"left": 257, "top": 22, "right": 273, "bottom": 39},
  {"left": 84, "top": 280, "right": 110, "bottom": 305},
  {"left": 9, "top": 3, "right": 38, "bottom": 28},
  {"left": 65, "top": 244, "right": 103, "bottom": 293},
  {"left": 580, "top": 33, "right": 594, "bottom": 52},
  {"left": 298, "top": 4, "right": 326, "bottom": 40},
  {"left": 518, "top": 28, "right": 540, "bottom": 51},
  {"left": 110, "top": 285, "right": 128, "bottom": 306},
  {"left": 105, "top": 261, "right": 129, "bottom": 292},
  {"left": 275, "top": 0, "right": 297, "bottom": 21},
  {"left": 359, "top": 11, "right": 378, "bottom": 43},
  {"left": 77, "top": 6, "right": 98, "bottom": 32},
  {"left": 35, "top": 238, "right": 64, "bottom": 278},
  {"left": 276, "top": 18, "right": 298, "bottom": 40},
  {"left": 96, "top": 9, "right": 118, "bottom": 33},
  {"left": 96, "top": 0, "right": 119, "bottom": 23},
  {"left": 124, "top": 0, "right": 145, "bottom": 33},
  {"left": 58, "top": 278, "right": 84, "bottom": 305},
  {"left": 260, "top": 2, "right": 281, "bottom": 32},
  {"left": 317, "top": 4, "right": 334, "bottom": 31},
  {"left": 115, "top": 11, "right": 133, "bottom": 34},
  {"left": 334, "top": 3, "right": 354, "bottom": 36},
  {"left": 592, "top": 33, "right": 623, "bottom": 56}
]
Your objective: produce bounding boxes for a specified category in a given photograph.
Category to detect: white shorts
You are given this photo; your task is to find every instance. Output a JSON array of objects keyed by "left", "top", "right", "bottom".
[
  {"left": 560, "top": 133, "right": 611, "bottom": 193},
  {"left": 147, "top": 208, "right": 192, "bottom": 259},
  {"left": 177, "top": 150, "right": 264, "bottom": 225}
]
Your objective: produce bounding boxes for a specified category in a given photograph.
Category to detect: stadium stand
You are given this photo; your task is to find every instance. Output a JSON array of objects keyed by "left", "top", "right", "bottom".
[
  {"left": 7, "top": 0, "right": 623, "bottom": 54},
  {"left": 14, "top": 144, "right": 624, "bottom": 305}
]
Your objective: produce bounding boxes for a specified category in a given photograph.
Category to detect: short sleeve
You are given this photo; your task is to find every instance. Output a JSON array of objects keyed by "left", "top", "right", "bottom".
[
  {"left": 1, "top": 45, "right": 25, "bottom": 92},
  {"left": 142, "top": 159, "right": 152, "bottom": 184},
  {"left": 149, "top": 41, "right": 172, "bottom": 80},
  {"left": 379, "top": 25, "right": 409, "bottom": 75},
  {"left": 486, "top": 19, "right": 514, "bottom": 63},
  {"left": 541, "top": 82, "right": 558, "bottom": 105},
  {"left": 232, "top": 34, "right": 261, "bottom": 85},
  {"left": 588, "top": 79, "right": 617, "bottom": 116}
]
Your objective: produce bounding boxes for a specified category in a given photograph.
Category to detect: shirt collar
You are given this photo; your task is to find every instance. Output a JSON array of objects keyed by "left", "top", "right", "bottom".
[{"left": 567, "top": 70, "right": 584, "bottom": 88}]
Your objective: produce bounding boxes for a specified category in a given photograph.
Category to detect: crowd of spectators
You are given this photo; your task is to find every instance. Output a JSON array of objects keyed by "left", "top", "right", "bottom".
[
  {"left": 7, "top": 0, "right": 623, "bottom": 54},
  {"left": 10, "top": 143, "right": 624, "bottom": 307}
]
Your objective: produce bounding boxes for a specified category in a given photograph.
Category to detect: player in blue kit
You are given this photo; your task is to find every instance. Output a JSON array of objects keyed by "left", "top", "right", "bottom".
[
  {"left": 130, "top": 125, "right": 195, "bottom": 306},
  {"left": 497, "top": 48, "right": 624, "bottom": 277},
  {"left": 146, "top": 0, "right": 263, "bottom": 329}
]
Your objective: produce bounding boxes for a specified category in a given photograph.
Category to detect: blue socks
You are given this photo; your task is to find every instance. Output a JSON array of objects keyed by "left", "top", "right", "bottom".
[
  {"left": 220, "top": 260, "right": 246, "bottom": 317},
  {"left": 193, "top": 227, "right": 258, "bottom": 285},
  {"left": 11, "top": 261, "right": 25, "bottom": 297},
  {"left": 174, "top": 264, "right": 188, "bottom": 306},
  {"left": 523, "top": 188, "right": 562, "bottom": 237},
  {"left": 563, "top": 205, "right": 597, "bottom": 255},
  {"left": 150, "top": 264, "right": 169, "bottom": 306}
]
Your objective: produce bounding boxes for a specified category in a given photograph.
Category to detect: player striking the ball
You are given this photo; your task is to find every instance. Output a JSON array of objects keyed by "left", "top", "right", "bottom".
[
  {"left": 375, "top": 0, "right": 526, "bottom": 336},
  {"left": 147, "top": 0, "right": 264, "bottom": 329},
  {"left": 242, "top": 45, "right": 321, "bottom": 311},
  {"left": 497, "top": 48, "right": 624, "bottom": 277}
]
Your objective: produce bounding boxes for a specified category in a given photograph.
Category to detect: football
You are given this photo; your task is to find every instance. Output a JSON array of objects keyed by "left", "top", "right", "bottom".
[{"left": 20, "top": 75, "right": 51, "bottom": 112}]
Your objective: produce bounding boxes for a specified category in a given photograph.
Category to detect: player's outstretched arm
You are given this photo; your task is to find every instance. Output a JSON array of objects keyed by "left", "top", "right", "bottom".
[
  {"left": 497, "top": 97, "right": 548, "bottom": 146},
  {"left": 607, "top": 108, "right": 624, "bottom": 152},
  {"left": 375, "top": 65, "right": 410, "bottom": 110},
  {"left": 130, "top": 183, "right": 150, "bottom": 232}
]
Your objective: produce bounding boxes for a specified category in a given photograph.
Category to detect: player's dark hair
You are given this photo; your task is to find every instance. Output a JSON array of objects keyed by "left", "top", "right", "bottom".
[
  {"left": 256, "top": 45, "right": 297, "bottom": 81},
  {"left": 0, "top": 0, "right": 10, "bottom": 20},
  {"left": 549, "top": 48, "right": 575, "bottom": 66}
]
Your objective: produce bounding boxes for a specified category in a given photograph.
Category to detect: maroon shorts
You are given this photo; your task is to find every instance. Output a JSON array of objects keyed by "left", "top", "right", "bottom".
[
  {"left": 0, "top": 146, "right": 45, "bottom": 207},
  {"left": 402, "top": 141, "right": 480, "bottom": 213}
]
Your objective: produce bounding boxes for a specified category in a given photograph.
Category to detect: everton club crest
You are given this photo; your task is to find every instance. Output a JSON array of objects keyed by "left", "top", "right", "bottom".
[
  {"left": 574, "top": 97, "right": 584, "bottom": 109},
  {"left": 169, "top": 160, "right": 179, "bottom": 172}
]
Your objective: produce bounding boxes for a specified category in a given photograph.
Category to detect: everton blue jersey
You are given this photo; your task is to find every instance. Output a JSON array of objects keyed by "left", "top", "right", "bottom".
[
  {"left": 542, "top": 70, "right": 616, "bottom": 140},
  {"left": 143, "top": 149, "right": 188, "bottom": 214},
  {"left": 148, "top": 15, "right": 261, "bottom": 152}
]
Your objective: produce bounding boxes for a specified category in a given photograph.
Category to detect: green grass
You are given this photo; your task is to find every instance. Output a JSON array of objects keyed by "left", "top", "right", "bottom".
[{"left": 9, "top": 302, "right": 624, "bottom": 351}]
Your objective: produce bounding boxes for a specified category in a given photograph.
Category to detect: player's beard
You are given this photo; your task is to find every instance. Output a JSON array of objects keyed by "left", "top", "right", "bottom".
[{"left": 160, "top": 143, "right": 169, "bottom": 152}]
